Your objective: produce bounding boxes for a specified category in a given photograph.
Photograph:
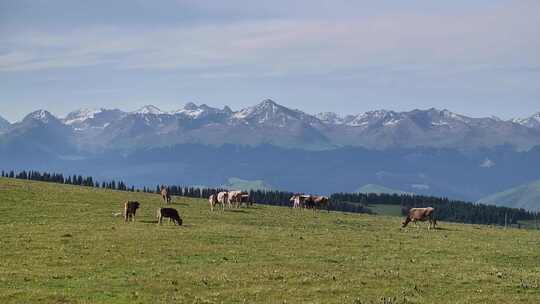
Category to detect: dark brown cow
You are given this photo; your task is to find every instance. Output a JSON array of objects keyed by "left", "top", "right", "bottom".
[
  {"left": 160, "top": 185, "right": 171, "bottom": 204},
  {"left": 228, "top": 190, "right": 250, "bottom": 208},
  {"left": 157, "top": 208, "right": 182, "bottom": 225},
  {"left": 402, "top": 207, "right": 436, "bottom": 229},
  {"left": 294, "top": 195, "right": 329, "bottom": 211},
  {"left": 124, "top": 201, "right": 140, "bottom": 223},
  {"left": 312, "top": 196, "right": 330, "bottom": 212}
]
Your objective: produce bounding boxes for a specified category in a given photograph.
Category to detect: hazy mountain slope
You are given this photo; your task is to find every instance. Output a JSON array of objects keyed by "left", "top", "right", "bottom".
[
  {"left": 478, "top": 180, "right": 540, "bottom": 211},
  {"left": 0, "top": 115, "right": 10, "bottom": 132},
  {"left": 355, "top": 184, "right": 410, "bottom": 195},
  {"left": 2, "top": 144, "right": 536, "bottom": 202},
  {"left": 221, "top": 177, "right": 273, "bottom": 191},
  {"left": 0, "top": 110, "right": 76, "bottom": 155}
]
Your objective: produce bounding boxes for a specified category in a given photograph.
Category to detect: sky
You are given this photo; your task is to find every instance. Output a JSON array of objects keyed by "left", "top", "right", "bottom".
[{"left": 0, "top": 0, "right": 539, "bottom": 122}]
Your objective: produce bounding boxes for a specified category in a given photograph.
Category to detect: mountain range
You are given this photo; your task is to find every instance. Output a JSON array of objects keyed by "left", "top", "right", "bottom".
[
  {"left": 1, "top": 99, "right": 539, "bottom": 153},
  {"left": 1, "top": 100, "right": 540, "bottom": 210}
]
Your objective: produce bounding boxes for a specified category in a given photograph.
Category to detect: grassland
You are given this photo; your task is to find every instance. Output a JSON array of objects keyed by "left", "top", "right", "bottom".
[
  {"left": 367, "top": 204, "right": 403, "bottom": 217},
  {"left": 1, "top": 177, "right": 540, "bottom": 303}
]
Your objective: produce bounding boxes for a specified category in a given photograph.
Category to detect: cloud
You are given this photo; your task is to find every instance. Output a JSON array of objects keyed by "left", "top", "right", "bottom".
[{"left": 0, "top": 2, "right": 538, "bottom": 75}]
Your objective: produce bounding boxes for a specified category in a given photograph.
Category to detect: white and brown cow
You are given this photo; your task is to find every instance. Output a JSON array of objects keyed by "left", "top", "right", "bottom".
[
  {"left": 402, "top": 207, "right": 437, "bottom": 229},
  {"left": 209, "top": 193, "right": 224, "bottom": 211},
  {"left": 290, "top": 194, "right": 307, "bottom": 209},
  {"left": 217, "top": 191, "right": 229, "bottom": 208}
]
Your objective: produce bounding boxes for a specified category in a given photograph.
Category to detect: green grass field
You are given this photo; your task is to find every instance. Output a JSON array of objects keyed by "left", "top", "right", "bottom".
[
  {"left": 367, "top": 204, "right": 403, "bottom": 217},
  {"left": 1, "top": 177, "right": 540, "bottom": 303}
]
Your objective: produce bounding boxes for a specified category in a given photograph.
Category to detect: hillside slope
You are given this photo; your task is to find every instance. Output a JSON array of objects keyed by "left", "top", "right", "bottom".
[
  {"left": 0, "top": 178, "right": 539, "bottom": 303},
  {"left": 355, "top": 184, "right": 410, "bottom": 195},
  {"left": 478, "top": 179, "right": 540, "bottom": 211}
]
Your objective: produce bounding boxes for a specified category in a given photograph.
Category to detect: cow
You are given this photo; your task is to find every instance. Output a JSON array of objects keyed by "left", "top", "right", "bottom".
[
  {"left": 402, "top": 207, "right": 436, "bottom": 229},
  {"left": 209, "top": 193, "right": 223, "bottom": 211},
  {"left": 228, "top": 190, "right": 250, "bottom": 208},
  {"left": 157, "top": 208, "right": 183, "bottom": 225},
  {"left": 217, "top": 191, "right": 229, "bottom": 208},
  {"left": 160, "top": 185, "right": 171, "bottom": 204},
  {"left": 312, "top": 195, "right": 330, "bottom": 212},
  {"left": 290, "top": 194, "right": 307, "bottom": 209},
  {"left": 124, "top": 201, "right": 140, "bottom": 223}
]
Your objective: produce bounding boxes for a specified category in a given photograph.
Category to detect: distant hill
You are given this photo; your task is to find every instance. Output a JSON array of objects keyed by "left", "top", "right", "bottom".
[
  {"left": 355, "top": 184, "right": 409, "bottom": 195},
  {"left": 222, "top": 177, "right": 273, "bottom": 191},
  {"left": 478, "top": 179, "right": 540, "bottom": 211}
]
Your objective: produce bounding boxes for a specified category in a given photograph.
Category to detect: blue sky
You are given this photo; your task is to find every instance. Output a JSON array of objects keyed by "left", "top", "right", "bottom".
[{"left": 0, "top": 0, "right": 539, "bottom": 121}]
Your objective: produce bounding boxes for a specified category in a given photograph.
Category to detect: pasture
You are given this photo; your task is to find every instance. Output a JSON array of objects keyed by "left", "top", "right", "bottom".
[{"left": 0, "top": 177, "right": 539, "bottom": 303}]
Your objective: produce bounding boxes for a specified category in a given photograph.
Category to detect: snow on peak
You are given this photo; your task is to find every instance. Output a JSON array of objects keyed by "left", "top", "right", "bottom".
[
  {"left": 28, "top": 110, "right": 56, "bottom": 123},
  {"left": 133, "top": 105, "right": 165, "bottom": 115},
  {"left": 173, "top": 103, "right": 226, "bottom": 118},
  {"left": 343, "top": 110, "right": 398, "bottom": 127},
  {"left": 315, "top": 112, "right": 344, "bottom": 124},
  {"left": 512, "top": 112, "right": 540, "bottom": 128},
  {"left": 64, "top": 108, "right": 105, "bottom": 125},
  {"left": 233, "top": 99, "right": 285, "bottom": 121}
]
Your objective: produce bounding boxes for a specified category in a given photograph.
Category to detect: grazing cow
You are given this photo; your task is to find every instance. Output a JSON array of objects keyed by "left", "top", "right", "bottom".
[
  {"left": 402, "top": 207, "right": 436, "bottom": 229},
  {"left": 209, "top": 194, "right": 223, "bottom": 211},
  {"left": 160, "top": 185, "right": 171, "bottom": 204},
  {"left": 217, "top": 191, "right": 230, "bottom": 208},
  {"left": 123, "top": 201, "right": 140, "bottom": 223},
  {"left": 157, "top": 208, "right": 183, "bottom": 225},
  {"left": 228, "top": 190, "right": 250, "bottom": 208}
]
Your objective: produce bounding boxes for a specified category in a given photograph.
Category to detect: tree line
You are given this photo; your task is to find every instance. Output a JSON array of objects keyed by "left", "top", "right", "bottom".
[
  {"left": 330, "top": 192, "right": 538, "bottom": 226},
  {"left": 2, "top": 169, "right": 535, "bottom": 226}
]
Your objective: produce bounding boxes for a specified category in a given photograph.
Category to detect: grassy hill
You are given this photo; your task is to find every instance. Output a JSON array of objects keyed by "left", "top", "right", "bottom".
[
  {"left": 478, "top": 179, "right": 540, "bottom": 211},
  {"left": 355, "top": 184, "right": 409, "bottom": 195},
  {"left": 1, "top": 178, "right": 540, "bottom": 303}
]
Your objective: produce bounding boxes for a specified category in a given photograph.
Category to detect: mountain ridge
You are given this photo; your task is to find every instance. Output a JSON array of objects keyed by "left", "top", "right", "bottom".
[{"left": 1, "top": 100, "right": 539, "bottom": 152}]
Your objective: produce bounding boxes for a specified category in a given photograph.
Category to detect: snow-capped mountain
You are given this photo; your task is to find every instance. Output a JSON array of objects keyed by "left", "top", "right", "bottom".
[
  {"left": 173, "top": 102, "right": 232, "bottom": 119},
  {"left": 63, "top": 108, "right": 126, "bottom": 131},
  {"left": 1, "top": 110, "right": 76, "bottom": 155},
  {"left": 232, "top": 99, "right": 324, "bottom": 128},
  {"left": 513, "top": 112, "right": 540, "bottom": 129},
  {"left": 132, "top": 105, "right": 166, "bottom": 115},
  {"left": 1, "top": 102, "right": 540, "bottom": 152},
  {"left": 315, "top": 112, "right": 345, "bottom": 125}
]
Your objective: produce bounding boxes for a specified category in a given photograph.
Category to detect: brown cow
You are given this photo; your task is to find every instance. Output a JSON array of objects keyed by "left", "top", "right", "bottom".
[
  {"left": 124, "top": 201, "right": 140, "bottom": 223},
  {"left": 160, "top": 185, "right": 171, "bottom": 204},
  {"left": 402, "top": 207, "right": 436, "bottom": 229},
  {"left": 157, "top": 208, "right": 183, "bottom": 225},
  {"left": 209, "top": 194, "right": 224, "bottom": 211}
]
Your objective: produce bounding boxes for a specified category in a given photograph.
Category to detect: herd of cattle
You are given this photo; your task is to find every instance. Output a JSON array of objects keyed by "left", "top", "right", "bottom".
[{"left": 122, "top": 186, "right": 438, "bottom": 229}]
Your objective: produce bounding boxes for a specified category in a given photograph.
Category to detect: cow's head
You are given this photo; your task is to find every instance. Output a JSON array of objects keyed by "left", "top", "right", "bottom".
[{"left": 401, "top": 217, "right": 410, "bottom": 228}]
